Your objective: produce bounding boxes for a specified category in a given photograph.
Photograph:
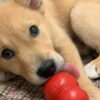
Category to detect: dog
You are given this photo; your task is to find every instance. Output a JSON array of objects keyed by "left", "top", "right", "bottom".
[{"left": 0, "top": 0, "right": 100, "bottom": 99}]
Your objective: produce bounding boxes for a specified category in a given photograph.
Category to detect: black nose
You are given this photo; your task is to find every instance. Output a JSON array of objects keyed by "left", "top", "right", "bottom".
[{"left": 37, "top": 59, "right": 56, "bottom": 78}]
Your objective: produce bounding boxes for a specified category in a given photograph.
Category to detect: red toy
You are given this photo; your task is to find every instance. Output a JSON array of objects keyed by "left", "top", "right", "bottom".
[{"left": 43, "top": 68, "right": 89, "bottom": 100}]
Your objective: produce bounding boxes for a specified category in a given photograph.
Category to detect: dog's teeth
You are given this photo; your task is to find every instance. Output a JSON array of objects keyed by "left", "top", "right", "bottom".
[{"left": 85, "top": 63, "right": 99, "bottom": 79}]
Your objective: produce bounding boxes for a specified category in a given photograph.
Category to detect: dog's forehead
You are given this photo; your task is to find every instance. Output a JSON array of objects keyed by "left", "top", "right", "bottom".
[
  {"left": 0, "top": 2, "right": 43, "bottom": 43},
  {"left": 0, "top": 2, "right": 43, "bottom": 26},
  {"left": 0, "top": 2, "right": 44, "bottom": 43}
]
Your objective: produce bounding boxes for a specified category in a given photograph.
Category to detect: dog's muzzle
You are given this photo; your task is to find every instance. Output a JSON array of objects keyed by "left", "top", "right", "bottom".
[{"left": 37, "top": 59, "right": 56, "bottom": 78}]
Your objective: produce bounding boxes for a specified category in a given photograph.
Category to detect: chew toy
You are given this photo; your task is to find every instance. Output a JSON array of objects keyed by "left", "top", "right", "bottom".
[{"left": 43, "top": 72, "right": 89, "bottom": 100}]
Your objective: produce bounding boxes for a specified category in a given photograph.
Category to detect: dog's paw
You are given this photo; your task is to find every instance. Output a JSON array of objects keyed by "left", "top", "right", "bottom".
[
  {"left": 0, "top": 71, "right": 15, "bottom": 82},
  {"left": 85, "top": 63, "right": 100, "bottom": 79}
]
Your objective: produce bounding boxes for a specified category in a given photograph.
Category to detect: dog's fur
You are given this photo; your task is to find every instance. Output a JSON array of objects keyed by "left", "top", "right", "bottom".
[{"left": 0, "top": 0, "right": 100, "bottom": 99}]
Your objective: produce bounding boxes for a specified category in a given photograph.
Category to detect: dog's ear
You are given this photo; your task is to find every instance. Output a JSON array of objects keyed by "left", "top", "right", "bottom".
[{"left": 15, "top": 0, "right": 42, "bottom": 10}]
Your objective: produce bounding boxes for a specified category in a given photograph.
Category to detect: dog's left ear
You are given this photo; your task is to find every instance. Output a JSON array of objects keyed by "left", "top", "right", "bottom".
[{"left": 15, "top": 0, "right": 42, "bottom": 10}]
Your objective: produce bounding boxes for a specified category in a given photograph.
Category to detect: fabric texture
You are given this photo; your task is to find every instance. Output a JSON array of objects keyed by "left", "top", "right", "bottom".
[
  {"left": 0, "top": 77, "right": 44, "bottom": 100},
  {"left": 0, "top": 76, "right": 99, "bottom": 100}
]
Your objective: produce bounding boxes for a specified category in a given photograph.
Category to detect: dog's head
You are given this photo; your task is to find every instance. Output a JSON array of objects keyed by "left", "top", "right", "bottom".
[{"left": 0, "top": 0, "right": 64, "bottom": 84}]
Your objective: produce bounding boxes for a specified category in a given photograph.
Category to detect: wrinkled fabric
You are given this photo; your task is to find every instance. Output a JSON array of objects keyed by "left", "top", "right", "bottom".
[
  {"left": 0, "top": 77, "right": 43, "bottom": 100},
  {"left": 0, "top": 76, "right": 99, "bottom": 100}
]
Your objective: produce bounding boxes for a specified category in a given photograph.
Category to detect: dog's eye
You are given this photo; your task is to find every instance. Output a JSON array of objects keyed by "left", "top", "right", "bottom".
[
  {"left": 1, "top": 49, "right": 15, "bottom": 59},
  {"left": 29, "top": 25, "right": 39, "bottom": 37}
]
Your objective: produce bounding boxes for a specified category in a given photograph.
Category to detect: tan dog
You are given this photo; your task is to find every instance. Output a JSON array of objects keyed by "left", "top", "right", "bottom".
[{"left": 0, "top": 0, "right": 100, "bottom": 99}]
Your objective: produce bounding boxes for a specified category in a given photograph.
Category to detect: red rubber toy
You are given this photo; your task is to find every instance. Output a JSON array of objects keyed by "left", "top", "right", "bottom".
[{"left": 43, "top": 72, "right": 89, "bottom": 100}]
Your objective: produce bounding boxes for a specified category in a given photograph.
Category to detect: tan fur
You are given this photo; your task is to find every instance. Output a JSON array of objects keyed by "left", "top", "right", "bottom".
[{"left": 0, "top": 0, "right": 100, "bottom": 99}]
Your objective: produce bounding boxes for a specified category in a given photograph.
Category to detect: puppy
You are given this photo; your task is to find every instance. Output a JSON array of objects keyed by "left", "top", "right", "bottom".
[{"left": 0, "top": 0, "right": 100, "bottom": 99}]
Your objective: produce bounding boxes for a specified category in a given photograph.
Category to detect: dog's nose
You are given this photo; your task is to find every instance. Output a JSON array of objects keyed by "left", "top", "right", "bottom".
[{"left": 37, "top": 59, "right": 56, "bottom": 78}]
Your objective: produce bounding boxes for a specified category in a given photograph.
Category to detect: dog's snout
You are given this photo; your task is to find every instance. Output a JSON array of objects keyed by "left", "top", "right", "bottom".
[{"left": 37, "top": 59, "right": 56, "bottom": 78}]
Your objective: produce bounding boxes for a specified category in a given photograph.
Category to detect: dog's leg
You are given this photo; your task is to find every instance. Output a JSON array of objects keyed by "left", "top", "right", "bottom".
[
  {"left": 71, "top": 0, "right": 100, "bottom": 51},
  {"left": 71, "top": 0, "right": 100, "bottom": 81},
  {"left": 70, "top": 0, "right": 100, "bottom": 99},
  {"left": 47, "top": 17, "right": 100, "bottom": 99}
]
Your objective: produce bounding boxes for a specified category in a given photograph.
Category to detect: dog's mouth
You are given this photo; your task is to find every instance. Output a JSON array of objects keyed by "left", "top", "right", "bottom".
[
  {"left": 92, "top": 77, "right": 100, "bottom": 88},
  {"left": 39, "top": 63, "right": 80, "bottom": 85},
  {"left": 40, "top": 63, "right": 80, "bottom": 79},
  {"left": 23, "top": 62, "right": 80, "bottom": 85},
  {"left": 60, "top": 63, "right": 80, "bottom": 79}
]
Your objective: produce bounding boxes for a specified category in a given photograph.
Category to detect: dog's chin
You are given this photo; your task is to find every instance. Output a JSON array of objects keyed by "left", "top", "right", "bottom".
[
  {"left": 23, "top": 74, "right": 48, "bottom": 85},
  {"left": 30, "top": 78, "right": 47, "bottom": 85}
]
